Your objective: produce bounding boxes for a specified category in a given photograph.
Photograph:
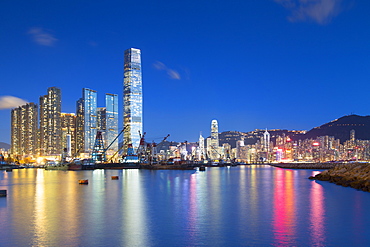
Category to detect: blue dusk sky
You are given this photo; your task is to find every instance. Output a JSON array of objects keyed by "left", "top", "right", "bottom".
[{"left": 1, "top": 0, "right": 370, "bottom": 144}]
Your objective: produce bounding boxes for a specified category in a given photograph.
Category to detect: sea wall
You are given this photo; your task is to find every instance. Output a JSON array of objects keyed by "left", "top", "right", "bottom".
[
  {"left": 271, "top": 163, "right": 339, "bottom": 169},
  {"left": 309, "top": 163, "right": 370, "bottom": 192}
]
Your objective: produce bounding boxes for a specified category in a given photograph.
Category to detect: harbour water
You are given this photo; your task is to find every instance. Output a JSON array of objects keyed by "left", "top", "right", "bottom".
[{"left": 1, "top": 166, "right": 370, "bottom": 246}]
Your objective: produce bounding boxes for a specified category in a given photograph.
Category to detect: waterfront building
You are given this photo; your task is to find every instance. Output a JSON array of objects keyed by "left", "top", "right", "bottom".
[
  {"left": 76, "top": 88, "right": 97, "bottom": 153},
  {"left": 96, "top": 93, "right": 119, "bottom": 154},
  {"left": 222, "top": 143, "right": 232, "bottom": 160},
  {"left": 123, "top": 48, "right": 142, "bottom": 152},
  {"left": 11, "top": 103, "right": 38, "bottom": 156},
  {"left": 39, "top": 87, "right": 62, "bottom": 156},
  {"left": 97, "top": 93, "right": 118, "bottom": 155},
  {"left": 61, "top": 113, "right": 76, "bottom": 156},
  {"left": 209, "top": 119, "right": 220, "bottom": 160},
  {"left": 206, "top": 137, "right": 211, "bottom": 159},
  {"left": 97, "top": 107, "right": 106, "bottom": 132},
  {"left": 263, "top": 129, "right": 270, "bottom": 152},
  {"left": 105, "top": 93, "right": 119, "bottom": 153},
  {"left": 198, "top": 134, "right": 205, "bottom": 160},
  {"left": 75, "top": 98, "right": 84, "bottom": 154}
]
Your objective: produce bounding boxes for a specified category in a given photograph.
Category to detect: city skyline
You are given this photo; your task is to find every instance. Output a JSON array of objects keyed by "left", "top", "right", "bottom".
[{"left": 1, "top": 0, "right": 370, "bottom": 144}]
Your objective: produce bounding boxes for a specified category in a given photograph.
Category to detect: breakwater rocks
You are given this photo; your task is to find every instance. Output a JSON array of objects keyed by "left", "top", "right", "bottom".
[
  {"left": 309, "top": 163, "right": 370, "bottom": 192},
  {"left": 271, "top": 163, "right": 338, "bottom": 169}
]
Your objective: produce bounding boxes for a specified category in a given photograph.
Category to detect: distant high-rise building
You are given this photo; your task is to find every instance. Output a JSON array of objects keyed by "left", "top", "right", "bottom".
[
  {"left": 350, "top": 129, "right": 355, "bottom": 142},
  {"left": 97, "top": 107, "right": 107, "bottom": 131},
  {"left": 96, "top": 93, "right": 119, "bottom": 153},
  {"left": 263, "top": 129, "right": 270, "bottom": 152},
  {"left": 123, "top": 48, "right": 142, "bottom": 151},
  {"left": 105, "top": 93, "right": 118, "bottom": 153},
  {"left": 39, "top": 87, "right": 62, "bottom": 156},
  {"left": 76, "top": 98, "right": 84, "bottom": 154},
  {"left": 198, "top": 133, "right": 205, "bottom": 160},
  {"left": 209, "top": 119, "right": 220, "bottom": 160},
  {"left": 76, "top": 88, "right": 97, "bottom": 153},
  {"left": 61, "top": 113, "right": 76, "bottom": 156},
  {"left": 11, "top": 103, "right": 38, "bottom": 156}
]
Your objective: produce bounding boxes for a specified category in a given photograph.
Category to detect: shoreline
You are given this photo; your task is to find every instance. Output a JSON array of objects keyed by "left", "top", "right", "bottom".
[
  {"left": 309, "top": 163, "right": 370, "bottom": 192},
  {"left": 270, "top": 162, "right": 340, "bottom": 169}
]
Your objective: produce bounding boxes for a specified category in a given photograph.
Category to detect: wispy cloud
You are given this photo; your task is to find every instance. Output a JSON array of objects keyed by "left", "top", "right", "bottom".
[
  {"left": 28, "top": 27, "right": 58, "bottom": 46},
  {"left": 274, "top": 0, "right": 343, "bottom": 24},
  {"left": 0, "top": 96, "right": 28, "bottom": 109},
  {"left": 153, "top": 61, "right": 181, "bottom": 80}
]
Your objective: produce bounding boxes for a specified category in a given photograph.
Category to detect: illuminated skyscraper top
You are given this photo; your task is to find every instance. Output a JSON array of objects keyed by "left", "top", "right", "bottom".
[{"left": 123, "top": 48, "right": 142, "bottom": 151}]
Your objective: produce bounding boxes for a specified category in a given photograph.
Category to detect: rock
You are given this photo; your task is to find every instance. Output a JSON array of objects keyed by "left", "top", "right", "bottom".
[{"left": 308, "top": 163, "right": 370, "bottom": 192}]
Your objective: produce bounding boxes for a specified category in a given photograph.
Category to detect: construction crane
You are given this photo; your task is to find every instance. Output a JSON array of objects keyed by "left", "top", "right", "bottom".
[{"left": 97, "top": 127, "right": 126, "bottom": 163}]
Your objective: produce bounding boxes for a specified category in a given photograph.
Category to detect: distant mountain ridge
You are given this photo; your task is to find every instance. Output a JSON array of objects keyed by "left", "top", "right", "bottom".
[
  {"left": 217, "top": 115, "right": 370, "bottom": 147},
  {"left": 0, "top": 142, "right": 10, "bottom": 150},
  {"left": 302, "top": 114, "right": 370, "bottom": 142}
]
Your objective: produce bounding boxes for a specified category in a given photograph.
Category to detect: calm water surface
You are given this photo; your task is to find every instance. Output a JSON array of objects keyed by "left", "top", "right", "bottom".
[{"left": 1, "top": 166, "right": 370, "bottom": 246}]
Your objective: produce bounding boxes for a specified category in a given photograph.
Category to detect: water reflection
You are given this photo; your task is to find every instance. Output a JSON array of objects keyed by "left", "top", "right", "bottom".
[
  {"left": 309, "top": 179, "right": 326, "bottom": 246},
  {"left": 121, "top": 170, "right": 150, "bottom": 246},
  {"left": 33, "top": 169, "right": 48, "bottom": 245},
  {"left": 272, "top": 168, "right": 296, "bottom": 246},
  {"left": 1, "top": 167, "right": 370, "bottom": 246}
]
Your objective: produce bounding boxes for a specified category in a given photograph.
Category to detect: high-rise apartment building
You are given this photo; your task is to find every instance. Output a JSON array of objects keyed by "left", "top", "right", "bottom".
[
  {"left": 61, "top": 113, "right": 76, "bottom": 156},
  {"left": 39, "top": 87, "right": 62, "bottom": 156},
  {"left": 76, "top": 88, "right": 97, "bottom": 153},
  {"left": 123, "top": 48, "right": 143, "bottom": 151},
  {"left": 11, "top": 103, "right": 38, "bottom": 156}
]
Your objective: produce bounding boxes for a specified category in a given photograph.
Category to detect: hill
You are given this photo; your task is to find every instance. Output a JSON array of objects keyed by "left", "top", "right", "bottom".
[
  {"left": 0, "top": 142, "right": 10, "bottom": 150},
  {"left": 303, "top": 115, "right": 370, "bottom": 143}
]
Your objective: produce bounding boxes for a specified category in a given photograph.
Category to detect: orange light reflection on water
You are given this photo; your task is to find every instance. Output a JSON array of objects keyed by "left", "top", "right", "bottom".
[
  {"left": 272, "top": 168, "right": 296, "bottom": 246},
  {"left": 309, "top": 175, "right": 326, "bottom": 246}
]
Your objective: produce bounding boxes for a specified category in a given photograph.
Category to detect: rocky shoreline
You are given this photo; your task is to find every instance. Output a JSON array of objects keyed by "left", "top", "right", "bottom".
[
  {"left": 270, "top": 163, "right": 339, "bottom": 169},
  {"left": 309, "top": 163, "right": 370, "bottom": 192}
]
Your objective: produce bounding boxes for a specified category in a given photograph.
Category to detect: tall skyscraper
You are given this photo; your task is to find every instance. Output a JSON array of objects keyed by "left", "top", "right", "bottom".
[
  {"left": 76, "top": 98, "right": 84, "bottom": 154},
  {"left": 76, "top": 88, "right": 97, "bottom": 153},
  {"left": 209, "top": 119, "right": 220, "bottom": 160},
  {"left": 198, "top": 133, "right": 205, "bottom": 160},
  {"left": 105, "top": 93, "right": 118, "bottom": 153},
  {"left": 123, "top": 48, "right": 142, "bottom": 151},
  {"left": 263, "top": 129, "right": 270, "bottom": 152},
  {"left": 11, "top": 103, "right": 38, "bottom": 156},
  {"left": 39, "top": 87, "right": 62, "bottom": 156}
]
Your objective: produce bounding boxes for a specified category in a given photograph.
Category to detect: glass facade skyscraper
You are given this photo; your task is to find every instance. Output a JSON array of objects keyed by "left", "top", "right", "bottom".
[
  {"left": 105, "top": 93, "right": 118, "bottom": 152},
  {"left": 76, "top": 88, "right": 97, "bottom": 153},
  {"left": 123, "top": 48, "right": 142, "bottom": 151},
  {"left": 83, "top": 88, "right": 97, "bottom": 153}
]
